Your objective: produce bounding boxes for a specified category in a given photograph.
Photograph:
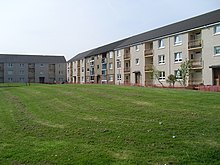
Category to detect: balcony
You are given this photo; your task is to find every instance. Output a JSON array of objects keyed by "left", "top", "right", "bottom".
[
  {"left": 124, "top": 67, "right": 130, "bottom": 72},
  {"left": 144, "top": 49, "right": 153, "bottom": 57},
  {"left": 188, "top": 78, "right": 203, "bottom": 86},
  {"left": 145, "top": 64, "right": 153, "bottom": 72},
  {"left": 124, "top": 53, "right": 130, "bottom": 60},
  {"left": 188, "top": 39, "right": 202, "bottom": 49},
  {"left": 190, "top": 59, "right": 203, "bottom": 69}
]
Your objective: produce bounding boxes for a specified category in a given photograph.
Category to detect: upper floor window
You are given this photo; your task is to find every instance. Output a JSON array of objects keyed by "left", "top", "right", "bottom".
[
  {"left": 109, "top": 52, "right": 113, "bottom": 59},
  {"left": 20, "top": 64, "right": 25, "bottom": 68},
  {"left": 109, "top": 75, "right": 113, "bottom": 82},
  {"left": 158, "top": 39, "right": 165, "bottom": 48},
  {"left": 174, "top": 35, "right": 182, "bottom": 45},
  {"left": 135, "top": 58, "right": 140, "bottom": 65},
  {"left": 214, "top": 46, "right": 220, "bottom": 56},
  {"left": 214, "top": 25, "right": 220, "bottom": 34},
  {"left": 109, "top": 63, "right": 113, "bottom": 69},
  {"left": 135, "top": 45, "right": 139, "bottom": 51},
  {"left": 40, "top": 64, "right": 44, "bottom": 67},
  {"left": 117, "top": 60, "right": 121, "bottom": 68},
  {"left": 8, "top": 63, "right": 13, "bottom": 68},
  {"left": 7, "top": 70, "right": 13, "bottom": 75},
  {"left": 20, "top": 70, "right": 24, "bottom": 75},
  {"left": 82, "top": 67, "right": 84, "bottom": 72},
  {"left": 117, "top": 50, "right": 121, "bottom": 57},
  {"left": 159, "top": 71, "right": 165, "bottom": 80},
  {"left": 174, "top": 52, "right": 183, "bottom": 63},
  {"left": 158, "top": 55, "right": 165, "bottom": 64}
]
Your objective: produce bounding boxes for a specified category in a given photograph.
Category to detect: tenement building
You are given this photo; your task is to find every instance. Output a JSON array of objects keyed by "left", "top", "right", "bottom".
[
  {"left": 67, "top": 9, "right": 220, "bottom": 86},
  {"left": 0, "top": 54, "right": 66, "bottom": 83}
]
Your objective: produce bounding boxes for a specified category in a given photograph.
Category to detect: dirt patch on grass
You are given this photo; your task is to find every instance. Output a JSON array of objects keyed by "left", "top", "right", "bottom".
[{"left": 132, "top": 101, "right": 153, "bottom": 106}]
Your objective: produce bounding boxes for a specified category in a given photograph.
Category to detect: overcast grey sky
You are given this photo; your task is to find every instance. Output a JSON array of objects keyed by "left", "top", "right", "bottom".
[{"left": 0, "top": 0, "right": 220, "bottom": 60}]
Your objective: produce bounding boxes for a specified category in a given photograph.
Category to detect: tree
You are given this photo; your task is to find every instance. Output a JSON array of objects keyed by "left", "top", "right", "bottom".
[
  {"left": 152, "top": 66, "right": 164, "bottom": 87},
  {"left": 179, "top": 60, "right": 191, "bottom": 87},
  {"left": 166, "top": 74, "right": 176, "bottom": 87}
]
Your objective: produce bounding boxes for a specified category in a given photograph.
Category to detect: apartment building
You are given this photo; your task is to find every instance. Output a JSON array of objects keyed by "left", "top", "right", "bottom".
[
  {"left": 0, "top": 54, "right": 66, "bottom": 83},
  {"left": 67, "top": 9, "right": 220, "bottom": 87}
]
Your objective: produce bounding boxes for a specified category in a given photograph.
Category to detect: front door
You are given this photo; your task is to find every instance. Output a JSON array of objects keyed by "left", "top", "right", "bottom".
[
  {"left": 39, "top": 77, "right": 45, "bottom": 83},
  {"left": 135, "top": 72, "right": 140, "bottom": 85}
]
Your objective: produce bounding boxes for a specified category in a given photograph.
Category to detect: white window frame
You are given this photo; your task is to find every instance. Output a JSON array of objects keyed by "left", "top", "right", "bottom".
[
  {"left": 117, "top": 50, "right": 121, "bottom": 57},
  {"left": 159, "top": 71, "right": 165, "bottom": 80},
  {"left": 117, "top": 74, "right": 121, "bottom": 81},
  {"left": 109, "top": 63, "right": 113, "bottom": 69},
  {"left": 109, "top": 75, "right": 113, "bottom": 82},
  {"left": 8, "top": 63, "right": 13, "bottom": 68},
  {"left": 214, "top": 25, "right": 220, "bottom": 34},
  {"left": 174, "top": 35, "right": 182, "bottom": 45},
  {"left": 175, "top": 70, "right": 182, "bottom": 80},
  {"left": 158, "top": 39, "right": 165, "bottom": 48},
  {"left": 117, "top": 60, "right": 121, "bottom": 68},
  {"left": 158, "top": 55, "right": 165, "bottom": 64},
  {"left": 214, "top": 46, "right": 220, "bottom": 56},
  {"left": 109, "top": 52, "right": 113, "bottom": 59},
  {"left": 135, "top": 58, "right": 140, "bottom": 65},
  {"left": 135, "top": 45, "right": 139, "bottom": 51},
  {"left": 174, "top": 52, "right": 183, "bottom": 63}
]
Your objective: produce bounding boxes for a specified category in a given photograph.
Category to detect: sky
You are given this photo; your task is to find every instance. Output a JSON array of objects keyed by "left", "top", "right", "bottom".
[{"left": 0, "top": 0, "right": 220, "bottom": 60}]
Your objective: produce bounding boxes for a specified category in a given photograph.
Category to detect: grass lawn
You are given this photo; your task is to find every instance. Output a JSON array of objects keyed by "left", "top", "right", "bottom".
[{"left": 0, "top": 83, "right": 220, "bottom": 164}]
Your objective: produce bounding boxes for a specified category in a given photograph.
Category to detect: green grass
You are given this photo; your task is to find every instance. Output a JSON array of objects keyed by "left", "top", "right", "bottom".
[{"left": 0, "top": 83, "right": 220, "bottom": 164}]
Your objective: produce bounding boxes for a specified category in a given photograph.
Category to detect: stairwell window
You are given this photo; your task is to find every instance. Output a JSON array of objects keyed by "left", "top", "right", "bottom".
[
  {"left": 109, "top": 52, "right": 113, "bottom": 59},
  {"left": 158, "top": 39, "right": 165, "bottom": 48},
  {"left": 117, "top": 74, "right": 121, "bottom": 81},
  {"left": 117, "top": 50, "right": 121, "bottom": 57},
  {"left": 135, "top": 45, "right": 139, "bottom": 51},
  {"left": 214, "top": 46, "right": 220, "bottom": 56},
  {"left": 135, "top": 58, "right": 140, "bottom": 65},
  {"left": 174, "top": 35, "right": 182, "bottom": 45},
  {"left": 214, "top": 25, "right": 220, "bottom": 34},
  {"left": 117, "top": 60, "right": 121, "bottom": 68},
  {"left": 109, "top": 75, "right": 113, "bottom": 82},
  {"left": 175, "top": 70, "right": 182, "bottom": 80},
  {"left": 159, "top": 71, "right": 165, "bottom": 80},
  {"left": 158, "top": 55, "right": 165, "bottom": 64},
  {"left": 174, "top": 52, "right": 183, "bottom": 63},
  {"left": 109, "top": 63, "right": 113, "bottom": 69}
]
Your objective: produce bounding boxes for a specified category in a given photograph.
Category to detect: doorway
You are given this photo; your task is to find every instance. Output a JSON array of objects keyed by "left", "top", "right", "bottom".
[{"left": 39, "top": 77, "right": 45, "bottom": 83}]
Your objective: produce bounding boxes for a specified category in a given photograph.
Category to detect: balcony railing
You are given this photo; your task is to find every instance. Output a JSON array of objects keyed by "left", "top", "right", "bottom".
[
  {"left": 124, "top": 67, "right": 130, "bottom": 72},
  {"left": 190, "top": 59, "right": 203, "bottom": 69},
  {"left": 124, "top": 53, "right": 130, "bottom": 59},
  {"left": 188, "top": 39, "right": 202, "bottom": 49},
  {"left": 145, "top": 64, "right": 153, "bottom": 71},
  {"left": 145, "top": 80, "right": 153, "bottom": 86},
  {"left": 144, "top": 49, "right": 153, "bottom": 56},
  {"left": 188, "top": 78, "right": 203, "bottom": 86}
]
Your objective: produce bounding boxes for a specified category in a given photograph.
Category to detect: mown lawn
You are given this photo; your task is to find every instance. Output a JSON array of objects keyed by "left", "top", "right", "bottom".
[{"left": 0, "top": 83, "right": 220, "bottom": 164}]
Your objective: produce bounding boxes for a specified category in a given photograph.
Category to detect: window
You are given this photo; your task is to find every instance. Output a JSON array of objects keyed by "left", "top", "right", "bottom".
[
  {"left": 8, "top": 63, "right": 13, "bottom": 68},
  {"left": 117, "top": 60, "right": 121, "bottom": 68},
  {"left": 97, "top": 65, "right": 99, "bottom": 69},
  {"left": 174, "top": 52, "right": 183, "bottom": 62},
  {"left": 20, "top": 77, "right": 25, "bottom": 82},
  {"left": 214, "top": 25, "right": 220, "bottom": 34},
  {"left": 117, "top": 74, "right": 121, "bottom": 81},
  {"left": 20, "top": 64, "right": 25, "bottom": 68},
  {"left": 102, "top": 70, "right": 107, "bottom": 75},
  {"left": 109, "top": 75, "right": 113, "bottom": 81},
  {"left": 40, "top": 71, "right": 44, "bottom": 75},
  {"left": 81, "top": 77, "right": 84, "bottom": 82},
  {"left": 214, "top": 46, "right": 220, "bottom": 56},
  {"left": 109, "top": 63, "right": 113, "bottom": 69},
  {"left": 135, "top": 58, "right": 140, "bottom": 65},
  {"left": 8, "top": 78, "right": 13, "bottom": 82},
  {"left": 135, "top": 45, "right": 139, "bottom": 51},
  {"left": 158, "top": 55, "right": 165, "bottom": 64},
  {"left": 7, "top": 70, "right": 13, "bottom": 75},
  {"left": 87, "top": 68, "right": 90, "bottom": 72},
  {"left": 40, "top": 64, "right": 44, "bottom": 67},
  {"left": 117, "top": 50, "right": 121, "bottom": 57},
  {"left": 175, "top": 70, "right": 182, "bottom": 79},
  {"left": 158, "top": 39, "right": 165, "bottom": 48},
  {"left": 109, "top": 52, "right": 113, "bottom": 59},
  {"left": 20, "top": 70, "right": 24, "bottom": 75},
  {"left": 82, "top": 67, "right": 84, "bottom": 72},
  {"left": 174, "top": 35, "right": 182, "bottom": 45},
  {"left": 159, "top": 71, "right": 165, "bottom": 80}
]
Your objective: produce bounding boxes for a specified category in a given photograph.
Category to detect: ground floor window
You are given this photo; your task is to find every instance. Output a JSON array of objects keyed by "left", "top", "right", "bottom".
[
  {"left": 117, "top": 74, "right": 121, "bottom": 81},
  {"left": 159, "top": 71, "right": 165, "bottom": 80}
]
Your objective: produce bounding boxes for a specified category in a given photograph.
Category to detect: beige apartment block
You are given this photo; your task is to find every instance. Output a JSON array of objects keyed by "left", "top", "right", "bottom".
[{"left": 67, "top": 9, "right": 220, "bottom": 87}]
